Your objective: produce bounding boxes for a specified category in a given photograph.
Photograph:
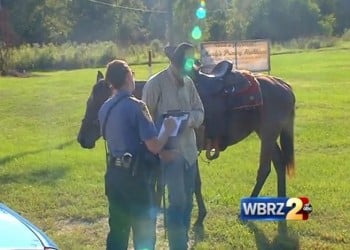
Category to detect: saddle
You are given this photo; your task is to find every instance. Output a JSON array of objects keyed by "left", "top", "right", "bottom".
[
  {"left": 196, "top": 60, "right": 263, "bottom": 110},
  {"left": 210, "top": 60, "right": 233, "bottom": 78},
  {"left": 199, "top": 60, "right": 233, "bottom": 79},
  {"left": 223, "top": 70, "right": 263, "bottom": 110}
]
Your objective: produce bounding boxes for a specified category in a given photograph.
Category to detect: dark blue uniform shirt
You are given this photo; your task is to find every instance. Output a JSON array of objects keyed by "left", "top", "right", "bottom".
[{"left": 98, "top": 90, "right": 157, "bottom": 157}]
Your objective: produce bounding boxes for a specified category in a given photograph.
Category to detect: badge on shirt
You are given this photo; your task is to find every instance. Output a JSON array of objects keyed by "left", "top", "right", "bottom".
[{"left": 141, "top": 102, "right": 152, "bottom": 122}]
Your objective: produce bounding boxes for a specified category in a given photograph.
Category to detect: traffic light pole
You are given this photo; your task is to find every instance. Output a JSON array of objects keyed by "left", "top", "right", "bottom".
[{"left": 167, "top": 0, "right": 174, "bottom": 46}]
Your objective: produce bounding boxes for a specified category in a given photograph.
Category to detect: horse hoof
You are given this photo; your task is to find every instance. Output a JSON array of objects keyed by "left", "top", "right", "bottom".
[
  {"left": 237, "top": 213, "right": 249, "bottom": 225},
  {"left": 193, "top": 223, "right": 205, "bottom": 241}
]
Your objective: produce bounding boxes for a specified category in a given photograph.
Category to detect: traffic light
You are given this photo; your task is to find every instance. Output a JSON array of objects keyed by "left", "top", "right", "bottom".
[
  {"left": 192, "top": 1, "right": 206, "bottom": 40},
  {"left": 196, "top": 6, "right": 206, "bottom": 19},
  {"left": 192, "top": 26, "right": 202, "bottom": 40}
]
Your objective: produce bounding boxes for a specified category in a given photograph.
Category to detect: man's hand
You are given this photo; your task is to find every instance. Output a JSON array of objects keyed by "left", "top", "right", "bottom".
[
  {"left": 163, "top": 117, "right": 176, "bottom": 135},
  {"left": 187, "top": 115, "right": 195, "bottom": 128}
]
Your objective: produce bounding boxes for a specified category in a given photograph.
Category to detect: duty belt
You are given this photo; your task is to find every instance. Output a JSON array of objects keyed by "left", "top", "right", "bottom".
[{"left": 109, "top": 152, "right": 133, "bottom": 169}]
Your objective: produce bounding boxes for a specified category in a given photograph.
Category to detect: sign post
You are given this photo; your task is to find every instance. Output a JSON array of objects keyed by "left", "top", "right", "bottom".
[{"left": 148, "top": 50, "right": 152, "bottom": 77}]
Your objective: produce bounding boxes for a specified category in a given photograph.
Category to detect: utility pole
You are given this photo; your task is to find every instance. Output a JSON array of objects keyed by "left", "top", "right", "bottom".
[{"left": 166, "top": 0, "right": 174, "bottom": 46}]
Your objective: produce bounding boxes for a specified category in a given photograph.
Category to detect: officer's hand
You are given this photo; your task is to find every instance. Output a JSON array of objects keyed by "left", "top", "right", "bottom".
[{"left": 163, "top": 117, "right": 176, "bottom": 135}]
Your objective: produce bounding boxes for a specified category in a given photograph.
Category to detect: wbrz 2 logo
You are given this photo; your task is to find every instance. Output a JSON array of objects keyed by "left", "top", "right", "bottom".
[{"left": 240, "top": 197, "right": 312, "bottom": 221}]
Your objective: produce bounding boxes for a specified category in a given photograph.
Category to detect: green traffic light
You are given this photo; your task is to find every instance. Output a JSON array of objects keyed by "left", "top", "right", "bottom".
[{"left": 192, "top": 26, "right": 202, "bottom": 40}]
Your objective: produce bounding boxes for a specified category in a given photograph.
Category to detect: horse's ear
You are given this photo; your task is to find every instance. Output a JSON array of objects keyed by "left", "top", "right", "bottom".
[{"left": 97, "top": 71, "right": 104, "bottom": 81}]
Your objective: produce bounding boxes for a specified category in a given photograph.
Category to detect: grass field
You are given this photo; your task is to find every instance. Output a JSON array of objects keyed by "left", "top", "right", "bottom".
[{"left": 1, "top": 48, "right": 350, "bottom": 249}]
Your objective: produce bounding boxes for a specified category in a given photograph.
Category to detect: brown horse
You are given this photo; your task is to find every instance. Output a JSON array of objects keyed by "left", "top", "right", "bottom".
[
  {"left": 192, "top": 60, "right": 295, "bottom": 199},
  {"left": 77, "top": 61, "right": 295, "bottom": 229}
]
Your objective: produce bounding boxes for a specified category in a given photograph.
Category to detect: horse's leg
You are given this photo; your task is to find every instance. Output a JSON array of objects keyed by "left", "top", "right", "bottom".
[
  {"left": 271, "top": 144, "right": 288, "bottom": 235},
  {"left": 193, "top": 160, "right": 207, "bottom": 228},
  {"left": 272, "top": 143, "right": 286, "bottom": 197},
  {"left": 250, "top": 136, "right": 275, "bottom": 197}
]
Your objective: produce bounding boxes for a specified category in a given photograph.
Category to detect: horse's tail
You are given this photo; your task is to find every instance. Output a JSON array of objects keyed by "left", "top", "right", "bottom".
[{"left": 280, "top": 109, "right": 295, "bottom": 176}]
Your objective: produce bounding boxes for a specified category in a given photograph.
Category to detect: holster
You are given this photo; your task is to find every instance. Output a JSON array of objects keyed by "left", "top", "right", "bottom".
[
  {"left": 108, "top": 153, "right": 136, "bottom": 173},
  {"left": 137, "top": 150, "right": 160, "bottom": 187}
]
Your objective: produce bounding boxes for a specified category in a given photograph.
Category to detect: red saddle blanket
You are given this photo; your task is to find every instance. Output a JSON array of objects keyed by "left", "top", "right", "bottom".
[{"left": 227, "top": 70, "right": 263, "bottom": 110}]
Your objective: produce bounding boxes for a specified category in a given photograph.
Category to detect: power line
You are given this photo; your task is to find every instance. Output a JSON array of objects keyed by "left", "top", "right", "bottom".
[
  {"left": 87, "top": 0, "right": 167, "bottom": 14},
  {"left": 207, "top": 8, "right": 234, "bottom": 13},
  {"left": 87, "top": 0, "right": 232, "bottom": 15}
]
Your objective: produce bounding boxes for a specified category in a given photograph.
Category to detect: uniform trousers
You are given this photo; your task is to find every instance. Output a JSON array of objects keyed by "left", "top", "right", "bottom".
[{"left": 105, "top": 166, "right": 156, "bottom": 250}]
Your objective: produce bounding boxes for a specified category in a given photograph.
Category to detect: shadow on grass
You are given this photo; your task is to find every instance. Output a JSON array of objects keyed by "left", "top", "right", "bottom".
[
  {"left": 245, "top": 221, "right": 300, "bottom": 250},
  {"left": 191, "top": 218, "right": 300, "bottom": 249},
  {"left": 0, "top": 166, "right": 69, "bottom": 185},
  {"left": 0, "top": 139, "right": 75, "bottom": 166}
]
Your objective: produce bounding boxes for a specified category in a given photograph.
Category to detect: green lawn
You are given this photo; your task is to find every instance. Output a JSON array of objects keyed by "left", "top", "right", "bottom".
[{"left": 0, "top": 49, "right": 349, "bottom": 249}]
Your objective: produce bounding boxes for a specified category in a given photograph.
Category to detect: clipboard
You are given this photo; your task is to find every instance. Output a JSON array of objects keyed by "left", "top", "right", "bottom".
[
  {"left": 158, "top": 110, "right": 190, "bottom": 150},
  {"left": 159, "top": 110, "right": 190, "bottom": 137}
]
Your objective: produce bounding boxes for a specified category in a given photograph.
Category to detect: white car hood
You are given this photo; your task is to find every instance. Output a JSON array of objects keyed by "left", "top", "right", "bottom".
[{"left": 0, "top": 203, "right": 58, "bottom": 249}]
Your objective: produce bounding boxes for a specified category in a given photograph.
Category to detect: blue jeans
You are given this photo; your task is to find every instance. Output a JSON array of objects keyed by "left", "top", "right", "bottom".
[{"left": 163, "top": 156, "right": 197, "bottom": 250}]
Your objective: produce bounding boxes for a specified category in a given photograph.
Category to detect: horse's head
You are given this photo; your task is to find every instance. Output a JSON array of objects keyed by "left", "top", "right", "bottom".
[
  {"left": 192, "top": 61, "right": 233, "bottom": 159},
  {"left": 77, "top": 71, "right": 112, "bottom": 149}
]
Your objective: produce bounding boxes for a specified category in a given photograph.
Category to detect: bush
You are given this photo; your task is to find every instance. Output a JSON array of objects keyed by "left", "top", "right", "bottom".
[
  {"left": 35, "top": 43, "right": 56, "bottom": 70},
  {"left": 342, "top": 29, "right": 350, "bottom": 41},
  {"left": 150, "top": 39, "right": 163, "bottom": 54},
  {"left": 307, "top": 39, "right": 321, "bottom": 49},
  {"left": 98, "top": 42, "right": 119, "bottom": 66},
  {"left": 8, "top": 41, "right": 170, "bottom": 71},
  {"left": 6, "top": 35, "right": 341, "bottom": 71}
]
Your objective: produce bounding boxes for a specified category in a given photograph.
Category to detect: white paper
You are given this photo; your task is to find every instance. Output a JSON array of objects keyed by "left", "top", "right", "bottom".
[{"left": 159, "top": 114, "right": 189, "bottom": 137}]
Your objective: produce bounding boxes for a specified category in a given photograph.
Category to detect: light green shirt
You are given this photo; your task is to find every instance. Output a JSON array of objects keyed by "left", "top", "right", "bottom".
[{"left": 142, "top": 66, "right": 204, "bottom": 165}]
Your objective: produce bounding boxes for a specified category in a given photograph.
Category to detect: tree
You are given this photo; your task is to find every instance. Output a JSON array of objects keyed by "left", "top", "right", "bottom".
[
  {"left": 207, "top": 10, "right": 227, "bottom": 41},
  {"left": 2, "top": 0, "right": 45, "bottom": 43},
  {"left": 172, "top": 0, "right": 198, "bottom": 43},
  {"left": 36, "top": 0, "right": 73, "bottom": 43},
  {"left": 225, "top": 0, "right": 258, "bottom": 40},
  {"left": 334, "top": 0, "right": 350, "bottom": 34},
  {"left": 246, "top": 0, "right": 323, "bottom": 41},
  {"left": 2, "top": 0, "right": 73, "bottom": 44},
  {"left": 69, "top": 0, "right": 118, "bottom": 42},
  {"left": 113, "top": 0, "right": 147, "bottom": 45},
  {"left": 2, "top": 0, "right": 350, "bottom": 46},
  {"left": 0, "top": 2, "right": 20, "bottom": 73},
  {"left": 146, "top": 0, "right": 167, "bottom": 41}
]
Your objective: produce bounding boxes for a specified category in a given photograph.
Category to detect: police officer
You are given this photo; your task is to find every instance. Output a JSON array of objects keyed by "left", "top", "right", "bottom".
[{"left": 98, "top": 59, "right": 176, "bottom": 250}]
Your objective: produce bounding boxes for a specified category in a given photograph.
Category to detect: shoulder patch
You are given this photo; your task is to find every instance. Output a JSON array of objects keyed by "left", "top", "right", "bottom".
[{"left": 140, "top": 102, "right": 153, "bottom": 122}]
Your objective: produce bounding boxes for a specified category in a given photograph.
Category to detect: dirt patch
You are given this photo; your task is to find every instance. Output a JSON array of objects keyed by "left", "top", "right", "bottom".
[
  {"left": 55, "top": 217, "right": 108, "bottom": 234},
  {"left": 54, "top": 214, "right": 171, "bottom": 249},
  {"left": 1, "top": 69, "right": 32, "bottom": 77}
]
